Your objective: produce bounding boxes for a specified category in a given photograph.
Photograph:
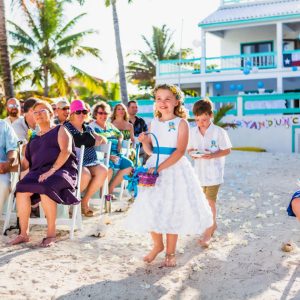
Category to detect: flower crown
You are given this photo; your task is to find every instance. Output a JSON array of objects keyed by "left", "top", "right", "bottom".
[{"left": 153, "top": 84, "right": 184, "bottom": 101}]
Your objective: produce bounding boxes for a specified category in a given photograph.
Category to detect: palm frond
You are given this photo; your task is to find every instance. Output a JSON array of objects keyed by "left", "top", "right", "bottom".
[
  {"left": 56, "top": 30, "right": 96, "bottom": 47},
  {"left": 54, "top": 13, "right": 87, "bottom": 41},
  {"left": 10, "top": 45, "right": 32, "bottom": 55},
  {"left": 48, "top": 62, "right": 70, "bottom": 96},
  {"left": 214, "top": 104, "right": 237, "bottom": 129},
  {"left": 12, "top": 59, "right": 31, "bottom": 74},
  {"left": 11, "top": 0, "right": 42, "bottom": 41},
  {"left": 8, "top": 21, "right": 37, "bottom": 48},
  {"left": 71, "top": 65, "right": 102, "bottom": 93},
  {"left": 77, "top": 46, "right": 101, "bottom": 58},
  {"left": 39, "top": 0, "right": 63, "bottom": 40},
  {"left": 31, "top": 68, "right": 44, "bottom": 90},
  {"left": 14, "top": 75, "right": 32, "bottom": 89}
]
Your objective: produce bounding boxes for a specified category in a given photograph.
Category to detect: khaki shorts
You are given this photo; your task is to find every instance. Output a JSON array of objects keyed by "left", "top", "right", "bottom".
[{"left": 202, "top": 185, "right": 221, "bottom": 202}]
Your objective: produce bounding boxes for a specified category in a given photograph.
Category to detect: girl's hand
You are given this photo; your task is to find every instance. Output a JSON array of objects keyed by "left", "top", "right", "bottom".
[
  {"left": 38, "top": 168, "right": 56, "bottom": 182},
  {"left": 147, "top": 167, "right": 156, "bottom": 174},
  {"left": 138, "top": 132, "right": 148, "bottom": 143}
]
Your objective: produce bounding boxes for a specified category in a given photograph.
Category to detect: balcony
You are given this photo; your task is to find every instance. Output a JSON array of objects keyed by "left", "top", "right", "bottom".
[{"left": 157, "top": 50, "right": 300, "bottom": 77}]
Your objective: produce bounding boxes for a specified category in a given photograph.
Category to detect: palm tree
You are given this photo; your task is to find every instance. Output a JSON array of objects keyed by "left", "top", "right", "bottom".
[
  {"left": 8, "top": 0, "right": 101, "bottom": 97},
  {"left": 213, "top": 104, "right": 237, "bottom": 129},
  {"left": 0, "top": 0, "right": 14, "bottom": 98},
  {"left": 104, "top": 0, "right": 132, "bottom": 106},
  {"left": 127, "top": 25, "right": 192, "bottom": 90}
]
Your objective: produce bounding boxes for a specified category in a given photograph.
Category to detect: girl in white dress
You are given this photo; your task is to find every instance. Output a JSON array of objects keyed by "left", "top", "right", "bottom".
[{"left": 125, "top": 84, "right": 213, "bottom": 267}]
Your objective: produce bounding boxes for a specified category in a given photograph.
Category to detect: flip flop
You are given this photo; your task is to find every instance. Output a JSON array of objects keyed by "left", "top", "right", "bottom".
[{"left": 39, "top": 237, "right": 56, "bottom": 248}]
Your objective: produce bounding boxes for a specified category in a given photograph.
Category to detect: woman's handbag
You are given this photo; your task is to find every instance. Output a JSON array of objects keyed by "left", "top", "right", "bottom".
[{"left": 124, "top": 133, "right": 160, "bottom": 197}]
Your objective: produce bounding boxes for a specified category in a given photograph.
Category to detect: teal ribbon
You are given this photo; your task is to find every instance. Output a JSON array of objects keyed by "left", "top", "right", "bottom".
[
  {"left": 124, "top": 166, "right": 148, "bottom": 197},
  {"left": 153, "top": 147, "right": 176, "bottom": 155}
]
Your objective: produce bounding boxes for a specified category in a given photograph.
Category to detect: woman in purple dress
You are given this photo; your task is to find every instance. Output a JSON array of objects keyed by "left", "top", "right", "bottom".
[{"left": 9, "top": 100, "right": 79, "bottom": 247}]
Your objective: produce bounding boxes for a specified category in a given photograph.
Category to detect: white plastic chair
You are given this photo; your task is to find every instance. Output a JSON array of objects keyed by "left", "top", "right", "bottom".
[
  {"left": 89, "top": 142, "right": 112, "bottom": 213},
  {"left": 2, "top": 172, "right": 19, "bottom": 234},
  {"left": 117, "top": 139, "right": 132, "bottom": 201},
  {"left": 2, "top": 141, "right": 23, "bottom": 235}
]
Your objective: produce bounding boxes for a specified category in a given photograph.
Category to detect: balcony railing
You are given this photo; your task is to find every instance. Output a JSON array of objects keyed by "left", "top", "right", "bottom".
[
  {"left": 157, "top": 50, "right": 300, "bottom": 76},
  {"left": 206, "top": 52, "right": 276, "bottom": 72},
  {"left": 158, "top": 58, "right": 201, "bottom": 76}
]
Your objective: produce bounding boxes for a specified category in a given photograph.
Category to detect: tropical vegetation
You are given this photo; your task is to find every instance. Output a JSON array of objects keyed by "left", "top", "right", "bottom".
[
  {"left": 127, "top": 24, "right": 192, "bottom": 91},
  {"left": 8, "top": 0, "right": 101, "bottom": 97},
  {"left": 0, "top": 0, "right": 14, "bottom": 98}
]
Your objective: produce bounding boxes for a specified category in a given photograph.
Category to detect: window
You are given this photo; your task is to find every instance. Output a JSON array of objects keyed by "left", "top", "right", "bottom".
[
  {"left": 241, "top": 41, "right": 273, "bottom": 68},
  {"left": 241, "top": 41, "right": 273, "bottom": 54}
]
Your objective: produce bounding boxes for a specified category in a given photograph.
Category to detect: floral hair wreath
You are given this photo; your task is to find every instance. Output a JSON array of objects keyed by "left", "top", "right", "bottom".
[{"left": 152, "top": 84, "right": 184, "bottom": 101}]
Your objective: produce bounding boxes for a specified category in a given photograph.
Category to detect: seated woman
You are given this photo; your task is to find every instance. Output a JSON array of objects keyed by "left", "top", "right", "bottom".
[
  {"left": 64, "top": 100, "right": 108, "bottom": 217},
  {"left": 111, "top": 103, "right": 135, "bottom": 144},
  {"left": 89, "top": 102, "right": 133, "bottom": 196},
  {"left": 287, "top": 191, "right": 300, "bottom": 221},
  {"left": 9, "top": 100, "right": 79, "bottom": 247},
  {"left": 111, "top": 103, "right": 136, "bottom": 162}
]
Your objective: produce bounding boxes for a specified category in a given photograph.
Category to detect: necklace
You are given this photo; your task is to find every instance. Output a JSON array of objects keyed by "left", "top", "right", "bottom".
[{"left": 39, "top": 127, "right": 53, "bottom": 136}]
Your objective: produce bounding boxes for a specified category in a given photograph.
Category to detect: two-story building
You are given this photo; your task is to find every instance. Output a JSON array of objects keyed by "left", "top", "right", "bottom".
[{"left": 156, "top": 0, "right": 300, "bottom": 153}]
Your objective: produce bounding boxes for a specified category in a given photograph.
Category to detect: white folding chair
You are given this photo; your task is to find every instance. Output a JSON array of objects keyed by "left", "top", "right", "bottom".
[
  {"left": 2, "top": 172, "right": 19, "bottom": 234},
  {"left": 117, "top": 140, "right": 132, "bottom": 201},
  {"left": 2, "top": 141, "right": 23, "bottom": 235},
  {"left": 89, "top": 142, "right": 112, "bottom": 213}
]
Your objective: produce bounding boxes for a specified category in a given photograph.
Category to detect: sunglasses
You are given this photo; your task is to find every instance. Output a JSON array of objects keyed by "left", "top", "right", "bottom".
[
  {"left": 60, "top": 107, "right": 70, "bottom": 111},
  {"left": 75, "top": 110, "right": 88, "bottom": 115},
  {"left": 8, "top": 104, "right": 20, "bottom": 108},
  {"left": 97, "top": 112, "right": 108, "bottom": 115}
]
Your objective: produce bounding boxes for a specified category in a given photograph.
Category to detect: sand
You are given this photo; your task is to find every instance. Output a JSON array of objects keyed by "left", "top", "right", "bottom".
[{"left": 0, "top": 151, "right": 300, "bottom": 300}]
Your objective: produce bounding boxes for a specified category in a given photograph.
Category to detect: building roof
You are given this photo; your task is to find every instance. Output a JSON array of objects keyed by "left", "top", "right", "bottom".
[{"left": 199, "top": 0, "right": 300, "bottom": 28}]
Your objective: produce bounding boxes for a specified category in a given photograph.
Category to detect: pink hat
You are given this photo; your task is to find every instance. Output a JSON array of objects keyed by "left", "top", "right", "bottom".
[{"left": 70, "top": 99, "right": 85, "bottom": 114}]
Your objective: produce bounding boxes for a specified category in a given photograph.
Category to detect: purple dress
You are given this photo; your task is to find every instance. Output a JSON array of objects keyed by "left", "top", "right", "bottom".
[{"left": 16, "top": 126, "right": 80, "bottom": 205}]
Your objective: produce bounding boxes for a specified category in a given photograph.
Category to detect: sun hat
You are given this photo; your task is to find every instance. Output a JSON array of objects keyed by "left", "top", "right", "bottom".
[
  {"left": 56, "top": 99, "right": 70, "bottom": 109},
  {"left": 70, "top": 99, "right": 85, "bottom": 114}
]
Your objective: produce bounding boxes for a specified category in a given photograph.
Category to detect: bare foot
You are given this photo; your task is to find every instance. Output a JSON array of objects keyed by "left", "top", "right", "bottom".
[
  {"left": 39, "top": 236, "right": 56, "bottom": 248},
  {"left": 162, "top": 253, "right": 176, "bottom": 267},
  {"left": 8, "top": 234, "right": 29, "bottom": 246},
  {"left": 198, "top": 225, "right": 216, "bottom": 248},
  {"left": 198, "top": 234, "right": 212, "bottom": 248},
  {"left": 143, "top": 245, "right": 164, "bottom": 263}
]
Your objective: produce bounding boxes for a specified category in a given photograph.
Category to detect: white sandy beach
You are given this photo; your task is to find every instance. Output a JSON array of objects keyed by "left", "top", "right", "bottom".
[{"left": 0, "top": 151, "right": 300, "bottom": 300}]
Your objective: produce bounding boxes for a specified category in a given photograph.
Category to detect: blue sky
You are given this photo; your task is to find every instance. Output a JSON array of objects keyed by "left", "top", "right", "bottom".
[{"left": 5, "top": 0, "right": 221, "bottom": 91}]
